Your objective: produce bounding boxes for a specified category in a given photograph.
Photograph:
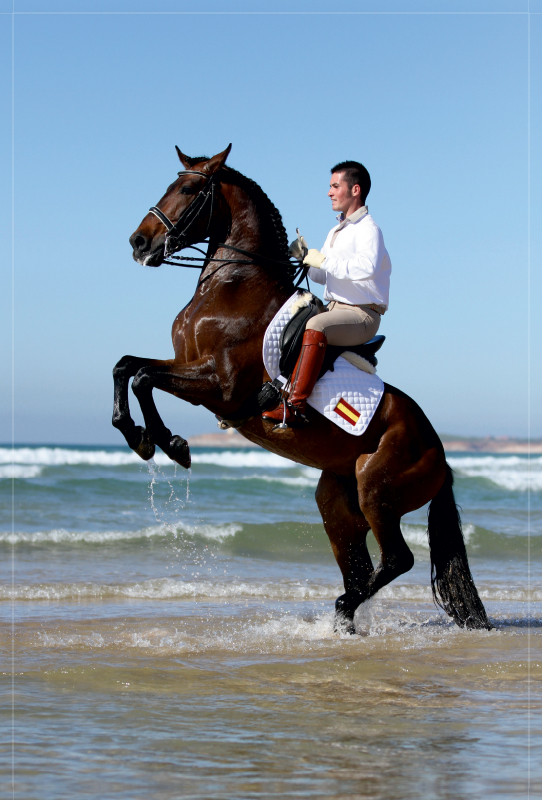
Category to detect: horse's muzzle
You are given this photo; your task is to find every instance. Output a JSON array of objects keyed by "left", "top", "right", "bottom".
[{"left": 129, "top": 231, "right": 164, "bottom": 266}]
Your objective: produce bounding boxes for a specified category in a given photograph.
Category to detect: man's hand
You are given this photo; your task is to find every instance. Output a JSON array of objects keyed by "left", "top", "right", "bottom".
[
  {"left": 303, "top": 249, "right": 327, "bottom": 269},
  {"left": 289, "top": 233, "right": 308, "bottom": 262}
]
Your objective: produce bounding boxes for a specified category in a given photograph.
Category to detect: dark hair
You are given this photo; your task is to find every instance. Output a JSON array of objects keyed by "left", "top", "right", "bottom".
[{"left": 330, "top": 160, "right": 371, "bottom": 202}]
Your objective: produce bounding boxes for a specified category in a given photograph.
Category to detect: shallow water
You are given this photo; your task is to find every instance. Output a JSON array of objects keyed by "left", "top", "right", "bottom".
[{"left": 2, "top": 446, "right": 540, "bottom": 798}]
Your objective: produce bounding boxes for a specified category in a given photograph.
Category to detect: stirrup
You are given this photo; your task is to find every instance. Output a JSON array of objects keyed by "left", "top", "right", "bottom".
[
  {"left": 272, "top": 400, "right": 289, "bottom": 431},
  {"left": 271, "top": 401, "right": 307, "bottom": 431}
]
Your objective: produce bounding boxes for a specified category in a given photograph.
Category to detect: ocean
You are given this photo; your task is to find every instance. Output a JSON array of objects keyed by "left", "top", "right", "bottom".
[{"left": 2, "top": 444, "right": 540, "bottom": 799}]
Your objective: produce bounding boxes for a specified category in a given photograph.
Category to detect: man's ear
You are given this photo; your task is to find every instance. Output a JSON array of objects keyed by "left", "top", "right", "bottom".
[{"left": 352, "top": 184, "right": 361, "bottom": 197}]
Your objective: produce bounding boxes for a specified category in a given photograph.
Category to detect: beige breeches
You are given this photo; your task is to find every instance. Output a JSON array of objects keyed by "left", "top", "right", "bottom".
[{"left": 305, "top": 300, "right": 381, "bottom": 346}]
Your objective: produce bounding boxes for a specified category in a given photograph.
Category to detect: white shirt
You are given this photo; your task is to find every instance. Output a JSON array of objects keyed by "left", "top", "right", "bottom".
[{"left": 309, "top": 206, "right": 391, "bottom": 310}]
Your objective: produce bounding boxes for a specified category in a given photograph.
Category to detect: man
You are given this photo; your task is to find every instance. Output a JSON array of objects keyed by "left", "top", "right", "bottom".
[{"left": 263, "top": 160, "right": 391, "bottom": 427}]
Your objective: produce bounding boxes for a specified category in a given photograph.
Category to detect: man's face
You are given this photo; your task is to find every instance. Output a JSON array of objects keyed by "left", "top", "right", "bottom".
[{"left": 328, "top": 172, "right": 356, "bottom": 213}]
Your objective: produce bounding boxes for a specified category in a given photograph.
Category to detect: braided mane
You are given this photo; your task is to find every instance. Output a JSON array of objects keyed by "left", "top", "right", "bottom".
[{"left": 185, "top": 155, "right": 294, "bottom": 280}]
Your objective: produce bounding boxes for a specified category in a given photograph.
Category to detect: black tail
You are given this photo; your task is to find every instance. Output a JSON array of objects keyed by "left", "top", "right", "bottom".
[{"left": 428, "top": 463, "right": 492, "bottom": 630}]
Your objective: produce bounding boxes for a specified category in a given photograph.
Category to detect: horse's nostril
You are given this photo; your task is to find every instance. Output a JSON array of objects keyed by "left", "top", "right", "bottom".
[{"left": 130, "top": 233, "right": 147, "bottom": 252}]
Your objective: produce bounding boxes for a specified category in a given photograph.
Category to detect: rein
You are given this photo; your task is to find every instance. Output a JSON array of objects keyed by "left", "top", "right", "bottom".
[{"left": 149, "top": 170, "right": 310, "bottom": 289}]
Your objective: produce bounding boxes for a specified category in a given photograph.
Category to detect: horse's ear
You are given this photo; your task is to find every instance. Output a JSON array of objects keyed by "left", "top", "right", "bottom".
[
  {"left": 175, "top": 146, "right": 194, "bottom": 169},
  {"left": 202, "top": 144, "right": 232, "bottom": 176}
]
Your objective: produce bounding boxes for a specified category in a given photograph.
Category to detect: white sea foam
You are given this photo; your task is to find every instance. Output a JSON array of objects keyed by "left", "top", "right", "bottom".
[
  {"left": 2, "top": 521, "right": 477, "bottom": 550},
  {"left": 447, "top": 455, "right": 542, "bottom": 491},
  {"left": 0, "top": 465, "right": 42, "bottom": 479},
  {"left": 189, "top": 450, "right": 295, "bottom": 469},
  {"left": 0, "top": 446, "right": 143, "bottom": 467},
  {"left": 400, "top": 523, "right": 475, "bottom": 550},
  {"left": 226, "top": 472, "right": 319, "bottom": 488},
  {"left": 31, "top": 599, "right": 537, "bottom": 656},
  {"left": 3, "top": 577, "right": 341, "bottom": 602},
  {"left": 0, "top": 522, "right": 241, "bottom": 546},
  {"left": 7, "top": 577, "right": 538, "bottom": 603},
  {"left": 1, "top": 446, "right": 304, "bottom": 471},
  {"left": 3, "top": 447, "right": 540, "bottom": 492}
]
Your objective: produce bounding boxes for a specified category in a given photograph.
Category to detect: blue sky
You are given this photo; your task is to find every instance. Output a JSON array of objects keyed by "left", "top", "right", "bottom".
[{"left": 1, "top": 1, "right": 540, "bottom": 443}]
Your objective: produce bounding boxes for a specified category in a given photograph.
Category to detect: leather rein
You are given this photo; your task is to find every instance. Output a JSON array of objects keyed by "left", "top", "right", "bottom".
[{"left": 149, "top": 170, "right": 309, "bottom": 288}]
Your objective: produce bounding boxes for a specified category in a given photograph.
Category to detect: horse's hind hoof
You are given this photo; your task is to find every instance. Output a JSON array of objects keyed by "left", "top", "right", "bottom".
[
  {"left": 127, "top": 425, "right": 155, "bottom": 461},
  {"left": 335, "top": 590, "right": 364, "bottom": 618},
  {"left": 334, "top": 614, "right": 357, "bottom": 636},
  {"left": 169, "top": 435, "right": 191, "bottom": 469}
]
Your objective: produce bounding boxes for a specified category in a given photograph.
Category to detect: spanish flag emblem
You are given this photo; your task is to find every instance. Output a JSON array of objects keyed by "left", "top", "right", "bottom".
[{"left": 334, "top": 398, "right": 361, "bottom": 426}]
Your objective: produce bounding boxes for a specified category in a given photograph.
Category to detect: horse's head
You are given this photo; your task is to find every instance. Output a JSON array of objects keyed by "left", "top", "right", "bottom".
[{"left": 129, "top": 144, "right": 232, "bottom": 266}]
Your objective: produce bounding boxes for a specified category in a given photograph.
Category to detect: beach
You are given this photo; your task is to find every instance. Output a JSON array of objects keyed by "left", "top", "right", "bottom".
[{"left": 2, "top": 444, "right": 540, "bottom": 798}]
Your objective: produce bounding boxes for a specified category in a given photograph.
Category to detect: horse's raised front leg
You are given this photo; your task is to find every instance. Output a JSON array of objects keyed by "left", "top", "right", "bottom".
[
  {"left": 131, "top": 356, "right": 220, "bottom": 469},
  {"left": 315, "top": 470, "right": 373, "bottom": 634},
  {"left": 112, "top": 355, "right": 162, "bottom": 460}
]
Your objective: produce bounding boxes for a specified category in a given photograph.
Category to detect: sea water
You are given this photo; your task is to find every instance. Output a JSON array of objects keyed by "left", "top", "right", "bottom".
[{"left": 1, "top": 445, "right": 540, "bottom": 799}]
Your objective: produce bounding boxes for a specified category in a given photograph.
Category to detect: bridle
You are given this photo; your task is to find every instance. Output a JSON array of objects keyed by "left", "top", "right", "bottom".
[
  {"left": 148, "top": 169, "right": 310, "bottom": 289},
  {"left": 149, "top": 170, "right": 216, "bottom": 258}
]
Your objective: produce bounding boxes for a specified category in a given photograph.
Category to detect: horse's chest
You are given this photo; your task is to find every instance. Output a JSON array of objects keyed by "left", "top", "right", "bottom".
[{"left": 172, "top": 311, "right": 259, "bottom": 365}]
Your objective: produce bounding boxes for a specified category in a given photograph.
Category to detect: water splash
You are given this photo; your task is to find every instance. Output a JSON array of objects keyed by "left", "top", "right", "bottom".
[
  {"left": 146, "top": 458, "right": 190, "bottom": 535},
  {"left": 145, "top": 459, "right": 216, "bottom": 573}
]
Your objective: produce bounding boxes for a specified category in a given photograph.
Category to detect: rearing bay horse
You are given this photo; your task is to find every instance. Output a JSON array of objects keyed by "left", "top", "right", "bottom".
[{"left": 113, "top": 144, "right": 491, "bottom": 632}]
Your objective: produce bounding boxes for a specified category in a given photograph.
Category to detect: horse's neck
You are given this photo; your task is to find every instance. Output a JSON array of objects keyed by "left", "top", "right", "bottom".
[
  {"left": 221, "top": 182, "right": 280, "bottom": 259},
  {"left": 198, "top": 182, "right": 292, "bottom": 311},
  {"left": 183, "top": 181, "right": 293, "bottom": 339}
]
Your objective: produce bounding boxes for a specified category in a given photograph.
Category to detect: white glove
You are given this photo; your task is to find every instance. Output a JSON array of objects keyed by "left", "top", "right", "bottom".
[
  {"left": 303, "top": 249, "right": 327, "bottom": 269},
  {"left": 288, "top": 229, "right": 308, "bottom": 262}
]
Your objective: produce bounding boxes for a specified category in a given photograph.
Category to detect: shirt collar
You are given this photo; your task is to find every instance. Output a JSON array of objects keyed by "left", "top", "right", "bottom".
[{"left": 337, "top": 205, "right": 368, "bottom": 225}]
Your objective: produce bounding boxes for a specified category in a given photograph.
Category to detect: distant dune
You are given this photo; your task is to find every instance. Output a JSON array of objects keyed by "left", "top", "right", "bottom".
[{"left": 188, "top": 430, "right": 541, "bottom": 453}]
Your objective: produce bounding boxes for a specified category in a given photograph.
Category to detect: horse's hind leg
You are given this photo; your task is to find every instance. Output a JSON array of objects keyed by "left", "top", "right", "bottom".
[
  {"left": 351, "top": 443, "right": 445, "bottom": 609},
  {"left": 353, "top": 507, "right": 415, "bottom": 605},
  {"left": 315, "top": 470, "right": 373, "bottom": 633}
]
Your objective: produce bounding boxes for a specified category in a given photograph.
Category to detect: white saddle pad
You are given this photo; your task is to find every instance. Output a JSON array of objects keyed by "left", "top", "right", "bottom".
[{"left": 262, "top": 292, "right": 384, "bottom": 436}]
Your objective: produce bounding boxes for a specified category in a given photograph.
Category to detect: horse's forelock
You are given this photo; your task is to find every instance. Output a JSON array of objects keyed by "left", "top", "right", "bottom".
[{"left": 184, "top": 155, "right": 210, "bottom": 168}]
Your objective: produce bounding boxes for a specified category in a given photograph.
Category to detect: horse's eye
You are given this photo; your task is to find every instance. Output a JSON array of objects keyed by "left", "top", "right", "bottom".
[{"left": 180, "top": 186, "right": 196, "bottom": 195}]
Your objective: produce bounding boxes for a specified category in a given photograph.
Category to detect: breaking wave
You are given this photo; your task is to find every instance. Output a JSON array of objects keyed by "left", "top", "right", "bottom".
[
  {"left": 5, "top": 577, "right": 539, "bottom": 603},
  {"left": 0, "top": 522, "right": 242, "bottom": 546},
  {"left": 2, "top": 521, "right": 537, "bottom": 561},
  {"left": 448, "top": 455, "right": 542, "bottom": 492},
  {"left": 2, "top": 447, "right": 540, "bottom": 493},
  {"left": 0, "top": 446, "right": 293, "bottom": 470}
]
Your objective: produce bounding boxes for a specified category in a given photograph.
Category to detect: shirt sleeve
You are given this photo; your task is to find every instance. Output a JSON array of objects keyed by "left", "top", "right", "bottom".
[
  {"left": 323, "top": 223, "right": 384, "bottom": 281},
  {"left": 308, "top": 265, "right": 326, "bottom": 285}
]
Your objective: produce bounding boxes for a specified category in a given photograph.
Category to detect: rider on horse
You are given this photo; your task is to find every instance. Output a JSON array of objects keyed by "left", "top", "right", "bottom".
[{"left": 262, "top": 160, "right": 392, "bottom": 427}]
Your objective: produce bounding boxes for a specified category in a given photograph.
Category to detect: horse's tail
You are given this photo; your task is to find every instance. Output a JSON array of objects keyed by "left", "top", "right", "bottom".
[{"left": 427, "top": 463, "right": 492, "bottom": 630}]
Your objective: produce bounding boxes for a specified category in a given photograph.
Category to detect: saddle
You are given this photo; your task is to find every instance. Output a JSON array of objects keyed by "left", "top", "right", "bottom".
[
  {"left": 216, "top": 295, "right": 386, "bottom": 430},
  {"left": 279, "top": 299, "right": 385, "bottom": 381}
]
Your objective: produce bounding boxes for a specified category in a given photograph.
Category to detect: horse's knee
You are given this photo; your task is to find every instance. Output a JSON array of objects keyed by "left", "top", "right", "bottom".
[{"left": 113, "top": 355, "right": 139, "bottom": 380}]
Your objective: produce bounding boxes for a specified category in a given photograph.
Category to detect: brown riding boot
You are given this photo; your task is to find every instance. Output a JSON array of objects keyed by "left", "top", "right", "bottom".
[{"left": 262, "top": 329, "right": 327, "bottom": 427}]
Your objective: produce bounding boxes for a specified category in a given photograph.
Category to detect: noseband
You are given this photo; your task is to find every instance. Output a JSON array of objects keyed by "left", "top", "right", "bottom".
[{"left": 149, "top": 170, "right": 216, "bottom": 257}]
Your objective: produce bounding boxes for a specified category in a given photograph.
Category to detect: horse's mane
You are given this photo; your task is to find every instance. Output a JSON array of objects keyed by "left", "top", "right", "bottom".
[{"left": 186, "top": 156, "right": 294, "bottom": 278}]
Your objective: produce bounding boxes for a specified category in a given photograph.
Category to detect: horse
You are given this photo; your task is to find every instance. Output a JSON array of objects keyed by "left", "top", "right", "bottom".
[{"left": 113, "top": 144, "right": 491, "bottom": 633}]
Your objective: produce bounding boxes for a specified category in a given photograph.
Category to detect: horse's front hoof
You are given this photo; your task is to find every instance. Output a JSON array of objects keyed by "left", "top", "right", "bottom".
[
  {"left": 169, "top": 435, "right": 191, "bottom": 469},
  {"left": 127, "top": 425, "right": 155, "bottom": 461}
]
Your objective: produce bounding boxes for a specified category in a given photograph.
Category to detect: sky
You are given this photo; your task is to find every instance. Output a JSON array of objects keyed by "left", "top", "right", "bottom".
[{"left": 1, "top": 1, "right": 540, "bottom": 444}]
